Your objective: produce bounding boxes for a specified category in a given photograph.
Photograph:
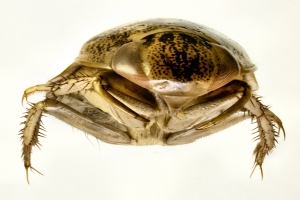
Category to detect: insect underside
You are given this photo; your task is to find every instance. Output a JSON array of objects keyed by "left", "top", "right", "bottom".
[
  {"left": 19, "top": 73, "right": 285, "bottom": 182},
  {"left": 19, "top": 19, "right": 285, "bottom": 183}
]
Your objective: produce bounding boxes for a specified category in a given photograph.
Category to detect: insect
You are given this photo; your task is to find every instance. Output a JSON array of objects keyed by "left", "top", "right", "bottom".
[{"left": 20, "top": 18, "right": 285, "bottom": 183}]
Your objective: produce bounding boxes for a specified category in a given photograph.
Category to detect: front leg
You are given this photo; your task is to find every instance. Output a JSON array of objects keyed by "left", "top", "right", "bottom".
[
  {"left": 23, "top": 75, "right": 151, "bottom": 123},
  {"left": 244, "top": 95, "right": 285, "bottom": 178},
  {"left": 22, "top": 77, "right": 96, "bottom": 102}
]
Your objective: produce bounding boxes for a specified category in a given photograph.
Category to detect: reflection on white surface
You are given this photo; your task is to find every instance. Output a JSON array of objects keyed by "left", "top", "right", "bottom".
[{"left": 1, "top": 0, "right": 300, "bottom": 199}]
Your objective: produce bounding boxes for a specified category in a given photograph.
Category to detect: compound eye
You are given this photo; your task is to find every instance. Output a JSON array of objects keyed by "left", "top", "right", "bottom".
[
  {"left": 112, "top": 42, "right": 151, "bottom": 89},
  {"left": 209, "top": 43, "right": 241, "bottom": 91}
]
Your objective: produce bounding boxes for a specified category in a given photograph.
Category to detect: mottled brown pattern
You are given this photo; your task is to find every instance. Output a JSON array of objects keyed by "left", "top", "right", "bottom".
[
  {"left": 76, "top": 19, "right": 254, "bottom": 73},
  {"left": 141, "top": 32, "right": 215, "bottom": 82}
]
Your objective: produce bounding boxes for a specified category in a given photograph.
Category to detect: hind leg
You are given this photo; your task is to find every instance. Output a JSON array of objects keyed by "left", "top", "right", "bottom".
[
  {"left": 20, "top": 98, "right": 131, "bottom": 183},
  {"left": 244, "top": 95, "right": 285, "bottom": 178}
]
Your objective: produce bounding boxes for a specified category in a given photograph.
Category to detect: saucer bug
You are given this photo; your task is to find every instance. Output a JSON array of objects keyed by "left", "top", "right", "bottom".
[{"left": 20, "top": 18, "right": 285, "bottom": 183}]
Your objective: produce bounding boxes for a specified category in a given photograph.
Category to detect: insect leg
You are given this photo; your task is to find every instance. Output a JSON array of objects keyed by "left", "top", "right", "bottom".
[
  {"left": 106, "top": 86, "right": 157, "bottom": 117},
  {"left": 167, "top": 110, "right": 250, "bottom": 145},
  {"left": 20, "top": 101, "right": 46, "bottom": 184},
  {"left": 244, "top": 95, "right": 285, "bottom": 179},
  {"left": 92, "top": 80, "right": 149, "bottom": 122},
  {"left": 196, "top": 81, "right": 251, "bottom": 130},
  {"left": 22, "top": 77, "right": 96, "bottom": 102},
  {"left": 20, "top": 98, "right": 132, "bottom": 183},
  {"left": 176, "top": 93, "right": 241, "bottom": 120}
]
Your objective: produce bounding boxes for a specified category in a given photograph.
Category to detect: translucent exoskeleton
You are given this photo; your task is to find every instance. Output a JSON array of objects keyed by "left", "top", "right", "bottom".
[{"left": 20, "top": 18, "right": 285, "bottom": 183}]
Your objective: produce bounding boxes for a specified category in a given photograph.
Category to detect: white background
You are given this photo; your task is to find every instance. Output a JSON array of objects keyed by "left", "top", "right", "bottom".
[{"left": 1, "top": 0, "right": 300, "bottom": 199}]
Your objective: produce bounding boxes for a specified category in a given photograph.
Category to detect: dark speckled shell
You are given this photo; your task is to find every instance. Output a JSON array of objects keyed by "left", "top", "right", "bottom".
[
  {"left": 76, "top": 19, "right": 256, "bottom": 75},
  {"left": 141, "top": 32, "right": 215, "bottom": 82}
]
